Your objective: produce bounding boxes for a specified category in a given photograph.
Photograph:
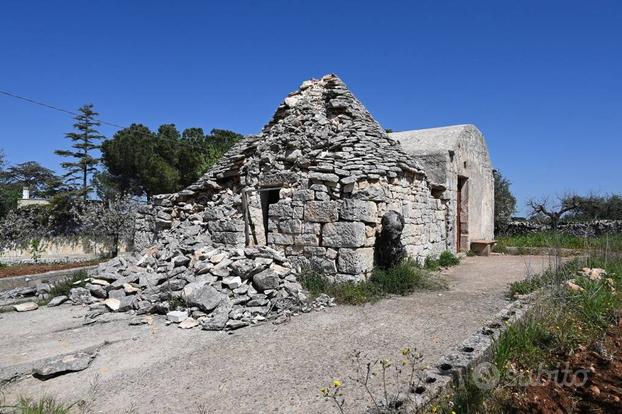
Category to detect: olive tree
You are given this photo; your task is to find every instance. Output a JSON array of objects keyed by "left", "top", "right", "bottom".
[
  {"left": 75, "top": 196, "right": 137, "bottom": 257},
  {"left": 493, "top": 170, "right": 516, "bottom": 234}
]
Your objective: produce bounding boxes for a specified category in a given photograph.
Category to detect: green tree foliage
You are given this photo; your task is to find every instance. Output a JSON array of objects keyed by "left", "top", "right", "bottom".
[
  {"left": 0, "top": 185, "right": 20, "bottom": 219},
  {"left": 563, "top": 194, "right": 622, "bottom": 221},
  {"left": 0, "top": 150, "right": 17, "bottom": 218},
  {"left": 92, "top": 170, "right": 125, "bottom": 202},
  {"left": 0, "top": 160, "right": 63, "bottom": 219},
  {"left": 493, "top": 170, "right": 517, "bottom": 234},
  {"left": 2, "top": 161, "right": 62, "bottom": 197},
  {"left": 100, "top": 124, "right": 242, "bottom": 199},
  {"left": 55, "top": 104, "right": 104, "bottom": 200}
]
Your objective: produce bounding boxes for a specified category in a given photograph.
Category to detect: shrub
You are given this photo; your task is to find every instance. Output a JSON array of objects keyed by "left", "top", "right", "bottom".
[
  {"left": 298, "top": 269, "right": 331, "bottom": 297},
  {"left": 45, "top": 270, "right": 88, "bottom": 302},
  {"left": 424, "top": 251, "right": 460, "bottom": 270},
  {"left": 371, "top": 258, "right": 446, "bottom": 293},
  {"left": 507, "top": 277, "right": 542, "bottom": 299},
  {"left": 438, "top": 251, "right": 460, "bottom": 267},
  {"left": 423, "top": 256, "right": 440, "bottom": 271},
  {"left": 299, "top": 259, "right": 446, "bottom": 305},
  {"left": 299, "top": 268, "right": 383, "bottom": 305}
]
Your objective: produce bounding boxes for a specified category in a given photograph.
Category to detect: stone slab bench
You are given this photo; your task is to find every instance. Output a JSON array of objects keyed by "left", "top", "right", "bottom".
[{"left": 470, "top": 240, "right": 497, "bottom": 256}]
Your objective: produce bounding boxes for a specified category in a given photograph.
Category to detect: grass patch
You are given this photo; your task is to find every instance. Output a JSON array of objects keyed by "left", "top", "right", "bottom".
[
  {"left": 41, "top": 270, "right": 89, "bottom": 304},
  {"left": 495, "top": 231, "right": 622, "bottom": 252},
  {"left": 440, "top": 252, "right": 622, "bottom": 413},
  {"left": 507, "top": 277, "right": 542, "bottom": 298},
  {"left": 371, "top": 258, "right": 447, "bottom": 293},
  {"left": 299, "top": 270, "right": 383, "bottom": 305},
  {"left": 424, "top": 251, "right": 460, "bottom": 271},
  {"left": 507, "top": 259, "right": 574, "bottom": 299},
  {"left": 6, "top": 396, "right": 76, "bottom": 414},
  {"left": 499, "top": 255, "right": 622, "bottom": 372},
  {"left": 299, "top": 259, "right": 446, "bottom": 305},
  {"left": 493, "top": 314, "right": 552, "bottom": 372}
]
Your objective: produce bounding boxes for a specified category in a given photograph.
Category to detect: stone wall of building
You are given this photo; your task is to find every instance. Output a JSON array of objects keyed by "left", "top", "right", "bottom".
[
  {"left": 135, "top": 171, "right": 448, "bottom": 282},
  {"left": 133, "top": 74, "right": 452, "bottom": 282}
]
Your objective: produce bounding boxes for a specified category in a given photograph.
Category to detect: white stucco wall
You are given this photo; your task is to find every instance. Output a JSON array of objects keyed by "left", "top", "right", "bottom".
[{"left": 390, "top": 125, "right": 494, "bottom": 251}]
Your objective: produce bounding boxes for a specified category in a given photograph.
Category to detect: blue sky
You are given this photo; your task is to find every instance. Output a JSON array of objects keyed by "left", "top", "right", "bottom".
[{"left": 1, "top": 1, "right": 620, "bottom": 214}]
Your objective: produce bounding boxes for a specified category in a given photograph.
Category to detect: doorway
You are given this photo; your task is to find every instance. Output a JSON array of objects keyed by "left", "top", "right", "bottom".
[
  {"left": 260, "top": 189, "right": 280, "bottom": 244},
  {"left": 242, "top": 187, "right": 281, "bottom": 247},
  {"left": 457, "top": 176, "right": 469, "bottom": 251}
]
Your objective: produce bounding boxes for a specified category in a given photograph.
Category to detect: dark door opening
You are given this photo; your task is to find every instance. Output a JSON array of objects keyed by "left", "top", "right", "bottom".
[
  {"left": 457, "top": 176, "right": 468, "bottom": 251},
  {"left": 260, "top": 189, "right": 280, "bottom": 245}
]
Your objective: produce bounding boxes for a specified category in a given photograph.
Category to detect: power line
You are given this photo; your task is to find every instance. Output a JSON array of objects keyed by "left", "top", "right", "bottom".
[
  {"left": 0, "top": 89, "right": 125, "bottom": 129},
  {"left": 0, "top": 89, "right": 239, "bottom": 151}
]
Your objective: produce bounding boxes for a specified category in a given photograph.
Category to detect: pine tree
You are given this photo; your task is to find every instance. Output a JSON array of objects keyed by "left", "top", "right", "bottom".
[{"left": 55, "top": 104, "right": 104, "bottom": 200}]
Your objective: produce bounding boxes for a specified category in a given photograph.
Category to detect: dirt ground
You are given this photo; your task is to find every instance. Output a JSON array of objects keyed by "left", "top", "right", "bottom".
[
  {"left": 0, "top": 255, "right": 559, "bottom": 414},
  {"left": 0, "top": 260, "right": 100, "bottom": 278},
  {"left": 511, "top": 315, "right": 622, "bottom": 413}
]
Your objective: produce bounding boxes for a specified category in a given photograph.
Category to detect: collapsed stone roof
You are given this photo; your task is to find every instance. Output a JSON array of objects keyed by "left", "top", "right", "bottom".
[{"left": 186, "top": 74, "right": 423, "bottom": 195}]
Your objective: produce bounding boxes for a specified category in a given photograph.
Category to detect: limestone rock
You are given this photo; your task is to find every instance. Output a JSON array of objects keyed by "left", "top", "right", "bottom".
[
  {"left": 69, "top": 288, "right": 94, "bottom": 305},
  {"left": 167, "top": 310, "right": 189, "bottom": 323},
  {"left": 104, "top": 298, "right": 121, "bottom": 311},
  {"left": 252, "top": 269, "right": 280, "bottom": 291},
  {"left": 123, "top": 283, "right": 140, "bottom": 294},
  {"left": 222, "top": 276, "right": 242, "bottom": 289},
  {"left": 108, "top": 289, "right": 126, "bottom": 300},
  {"left": 340, "top": 199, "right": 378, "bottom": 223},
  {"left": 33, "top": 352, "right": 94, "bottom": 379},
  {"left": 47, "top": 295, "right": 68, "bottom": 307},
  {"left": 178, "top": 317, "right": 199, "bottom": 329},
  {"left": 201, "top": 298, "right": 232, "bottom": 330},
  {"left": 86, "top": 283, "right": 107, "bottom": 299},
  {"left": 183, "top": 284, "right": 224, "bottom": 312},
  {"left": 13, "top": 302, "right": 38, "bottom": 312},
  {"left": 304, "top": 201, "right": 339, "bottom": 223},
  {"left": 322, "top": 222, "right": 367, "bottom": 248},
  {"left": 337, "top": 248, "right": 374, "bottom": 274}
]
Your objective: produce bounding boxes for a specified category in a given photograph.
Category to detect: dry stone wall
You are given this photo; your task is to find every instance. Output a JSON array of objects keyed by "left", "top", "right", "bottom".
[
  {"left": 502, "top": 220, "right": 622, "bottom": 237},
  {"left": 135, "top": 74, "right": 451, "bottom": 285}
]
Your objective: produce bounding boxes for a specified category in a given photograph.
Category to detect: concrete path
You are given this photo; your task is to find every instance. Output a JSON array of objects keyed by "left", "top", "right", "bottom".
[{"left": 0, "top": 255, "right": 558, "bottom": 413}]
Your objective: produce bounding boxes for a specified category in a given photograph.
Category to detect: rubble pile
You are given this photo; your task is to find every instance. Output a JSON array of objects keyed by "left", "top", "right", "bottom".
[{"left": 63, "top": 236, "right": 316, "bottom": 330}]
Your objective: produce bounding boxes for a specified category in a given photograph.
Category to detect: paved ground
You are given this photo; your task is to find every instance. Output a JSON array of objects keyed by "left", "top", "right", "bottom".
[{"left": 0, "top": 255, "right": 559, "bottom": 413}]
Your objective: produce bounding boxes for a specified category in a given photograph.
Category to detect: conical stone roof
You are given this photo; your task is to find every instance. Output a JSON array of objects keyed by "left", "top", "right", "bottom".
[{"left": 187, "top": 74, "right": 423, "bottom": 194}]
